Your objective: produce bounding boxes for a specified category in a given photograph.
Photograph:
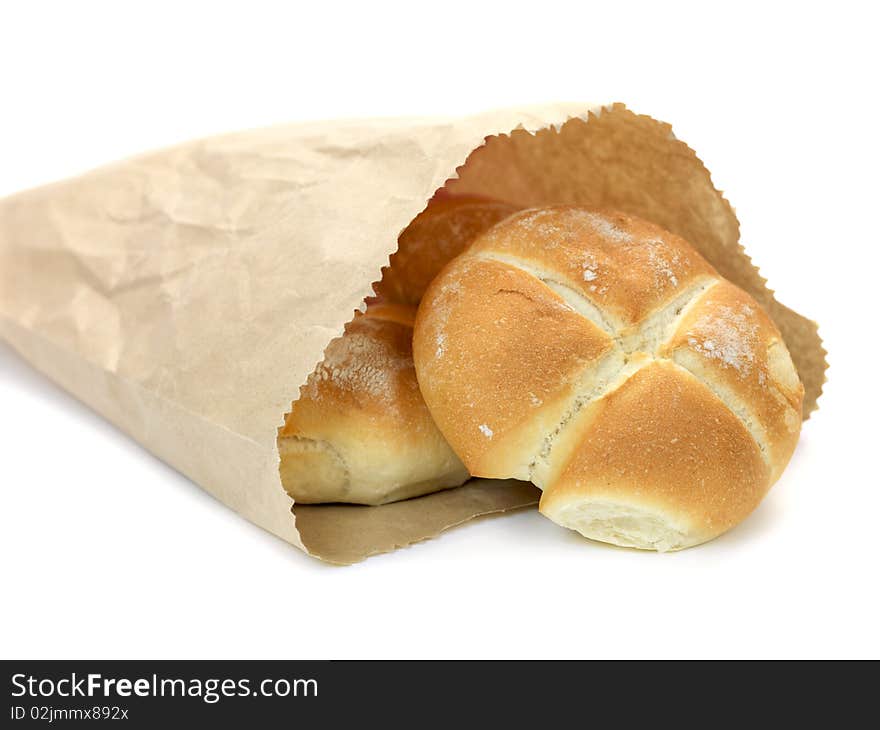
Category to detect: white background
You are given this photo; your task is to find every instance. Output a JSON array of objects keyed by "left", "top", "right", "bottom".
[{"left": 1, "top": 1, "right": 877, "bottom": 659}]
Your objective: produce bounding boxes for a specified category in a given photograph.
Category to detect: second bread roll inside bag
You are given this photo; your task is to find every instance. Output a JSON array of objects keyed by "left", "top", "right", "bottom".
[
  {"left": 413, "top": 207, "right": 804, "bottom": 550},
  {"left": 279, "top": 194, "right": 517, "bottom": 505}
]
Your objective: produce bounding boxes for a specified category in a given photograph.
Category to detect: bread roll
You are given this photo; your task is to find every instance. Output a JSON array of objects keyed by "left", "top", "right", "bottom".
[
  {"left": 279, "top": 194, "right": 517, "bottom": 505},
  {"left": 413, "top": 207, "right": 803, "bottom": 549},
  {"left": 279, "top": 302, "right": 469, "bottom": 505}
]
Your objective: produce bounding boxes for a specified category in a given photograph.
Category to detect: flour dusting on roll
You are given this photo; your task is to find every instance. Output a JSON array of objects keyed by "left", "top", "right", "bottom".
[
  {"left": 413, "top": 207, "right": 803, "bottom": 550},
  {"left": 279, "top": 302, "right": 469, "bottom": 505}
]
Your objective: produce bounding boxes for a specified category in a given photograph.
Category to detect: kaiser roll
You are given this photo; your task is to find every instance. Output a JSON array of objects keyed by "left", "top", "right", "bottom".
[{"left": 412, "top": 207, "right": 803, "bottom": 549}]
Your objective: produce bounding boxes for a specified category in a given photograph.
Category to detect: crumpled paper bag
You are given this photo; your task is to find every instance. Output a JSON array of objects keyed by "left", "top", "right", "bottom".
[{"left": 0, "top": 103, "right": 825, "bottom": 564}]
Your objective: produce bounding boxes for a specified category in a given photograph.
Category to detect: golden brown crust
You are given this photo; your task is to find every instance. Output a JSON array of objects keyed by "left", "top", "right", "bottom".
[
  {"left": 279, "top": 304, "right": 468, "bottom": 505},
  {"left": 661, "top": 281, "right": 804, "bottom": 481},
  {"left": 280, "top": 307, "right": 421, "bottom": 440},
  {"left": 540, "top": 361, "right": 770, "bottom": 544},
  {"left": 352, "top": 300, "right": 416, "bottom": 329},
  {"left": 413, "top": 206, "right": 804, "bottom": 548},
  {"left": 279, "top": 195, "right": 516, "bottom": 505},
  {"left": 374, "top": 195, "right": 518, "bottom": 305},
  {"left": 413, "top": 256, "right": 614, "bottom": 478},
  {"left": 467, "top": 207, "right": 718, "bottom": 327}
]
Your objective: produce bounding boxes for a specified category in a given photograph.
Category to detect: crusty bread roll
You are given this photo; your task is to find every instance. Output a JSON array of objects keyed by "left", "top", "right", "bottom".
[
  {"left": 279, "top": 194, "right": 517, "bottom": 505},
  {"left": 413, "top": 207, "right": 804, "bottom": 549},
  {"left": 279, "top": 302, "right": 469, "bottom": 505}
]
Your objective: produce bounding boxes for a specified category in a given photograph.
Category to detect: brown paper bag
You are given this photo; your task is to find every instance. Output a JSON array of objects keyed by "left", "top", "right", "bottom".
[{"left": 0, "top": 103, "right": 825, "bottom": 564}]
